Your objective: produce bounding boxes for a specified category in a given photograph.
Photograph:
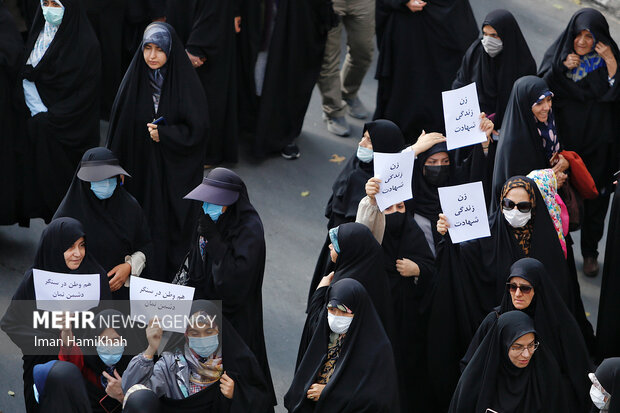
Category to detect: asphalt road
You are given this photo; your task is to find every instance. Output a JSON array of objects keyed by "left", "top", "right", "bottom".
[{"left": 0, "top": 0, "right": 617, "bottom": 411}]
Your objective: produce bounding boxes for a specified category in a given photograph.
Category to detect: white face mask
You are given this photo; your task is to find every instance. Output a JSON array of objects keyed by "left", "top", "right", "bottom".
[
  {"left": 481, "top": 35, "right": 503, "bottom": 58},
  {"left": 590, "top": 384, "right": 609, "bottom": 410},
  {"left": 503, "top": 208, "right": 531, "bottom": 228},
  {"left": 327, "top": 312, "right": 353, "bottom": 334}
]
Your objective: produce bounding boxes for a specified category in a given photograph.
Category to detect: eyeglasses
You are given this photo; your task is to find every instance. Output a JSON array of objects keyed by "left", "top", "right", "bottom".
[
  {"left": 502, "top": 198, "right": 532, "bottom": 213},
  {"left": 506, "top": 283, "right": 533, "bottom": 294},
  {"left": 509, "top": 341, "right": 539, "bottom": 355}
]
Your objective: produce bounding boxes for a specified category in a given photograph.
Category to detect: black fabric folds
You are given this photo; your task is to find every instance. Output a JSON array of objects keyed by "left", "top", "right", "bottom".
[
  {"left": 595, "top": 358, "right": 620, "bottom": 413},
  {"left": 448, "top": 311, "right": 562, "bottom": 413},
  {"left": 106, "top": 22, "right": 208, "bottom": 281},
  {"left": 285, "top": 279, "right": 400, "bottom": 413},
  {"left": 1, "top": 217, "right": 112, "bottom": 413},
  {"left": 185, "top": 175, "right": 276, "bottom": 407},
  {"left": 308, "top": 120, "right": 405, "bottom": 307},
  {"left": 461, "top": 258, "right": 592, "bottom": 413},
  {"left": 597, "top": 184, "right": 620, "bottom": 360},
  {"left": 38, "top": 361, "right": 93, "bottom": 413},
  {"left": 0, "top": 3, "right": 24, "bottom": 225},
  {"left": 20, "top": 0, "right": 101, "bottom": 223},
  {"left": 374, "top": 0, "right": 478, "bottom": 140},
  {"left": 53, "top": 148, "right": 153, "bottom": 300}
]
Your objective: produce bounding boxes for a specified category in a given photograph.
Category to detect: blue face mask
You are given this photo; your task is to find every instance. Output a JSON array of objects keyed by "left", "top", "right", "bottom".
[
  {"left": 356, "top": 145, "right": 373, "bottom": 163},
  {"left": 328, "top": 227, "right": 340, "bottom": 254},
  {"left": 90, "top": 177, "right": 117, "bottom": 200},
  {"left": 188, "top": 334, "right": 219, "bottom": 358},
  {"left": 202, "top": 202, "right": 224, "bottom": 222},
  {"left": 33, "top": 384, "right": 39, "bottom": 403},
  {"left": 96, "top": 345, "right": 124, "bottom": 367},
  {"left": 42, "top": 6, "right": 64, "bottom": 26}
]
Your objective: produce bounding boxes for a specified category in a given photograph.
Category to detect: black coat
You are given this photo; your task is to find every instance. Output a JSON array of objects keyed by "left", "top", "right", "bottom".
[{"left": 106, "top": 22, "right": 208, "bottom": 281}]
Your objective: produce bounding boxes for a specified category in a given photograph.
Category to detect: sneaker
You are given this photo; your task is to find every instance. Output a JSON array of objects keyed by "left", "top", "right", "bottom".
[
  {"left": 323, "top": 114, "right": 350, "bottom": 137},
  {"left": 583, "top": 256, "right": 599, "bottom": 277},
  {"left": 281, "top": 143, "right": 300, "bottom": 160},
  {"left": 344, "top": 97, "right": 369, "bottom": 119}
]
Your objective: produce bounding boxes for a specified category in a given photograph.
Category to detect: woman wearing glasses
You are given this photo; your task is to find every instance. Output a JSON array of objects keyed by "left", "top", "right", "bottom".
[
  {"left": 427, "top": 176, "right": 583, "bottom": 409},
  {"left": 461, "top": 258, "right": 592, "bottom": 413},
  {"left": 449, "top": 311, "right": 565, "bottom": 412}
]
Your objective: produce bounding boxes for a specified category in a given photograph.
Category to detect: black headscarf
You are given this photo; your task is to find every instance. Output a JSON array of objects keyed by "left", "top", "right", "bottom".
[
  {"left": 285, "top": 279, "right": 400, "bottom": 412},
  {"left": 538, "top": 8, "right": 620, "bottom": 188},
  {"left": 492, "top": 76, "right": 555, "bottom": 206},
  {"left": 308, "top": 120, "right": 405, "bottom": 307},
  {"left": 453, "top": 10, "right": 536, "bottom": 129},
  {"left": 426, "top": 176, "right": 575, "bottom": 409},
  {"left": 158, "top": 300, "right": 274, "bottom": 413},
  {"left": 106, "top": 22, "right": 208, "bottom": 281},
  {"left": 595, "top": 358, "right": 620, "bottom": 413},
  {"left": 597, "top": 184, "right": 620, "bottom": 360},
  {"left": 0, "top": 2, "right": 24, "bottom": 226},
  {"left": 461, "top": 258, "right": 593, "bottom": 413},
  {"left": 21, "top": 0, "right": 101, "bottom": 222},
  {"left": 37, "top": 360, "right": 93, "bottom": 412},
  {"left": 185, "top": 172, "right": 276, "bottom": 407},
  {"left": 53, "top": 147, "right": 153, "bottom": 299},
  {"left": 123, "top": 388, "right": 162, "bottom": 412},
  {"left": 382, "top": 207, "right": 436, "bottom": 411},
  {"left": 449, "top": 311, "right": 561, "bottom": 413}
]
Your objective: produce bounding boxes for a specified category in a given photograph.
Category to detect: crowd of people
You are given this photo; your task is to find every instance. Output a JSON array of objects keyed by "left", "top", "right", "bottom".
[{"left": 1, "top": 0, "right": 620, "bottom": 412}]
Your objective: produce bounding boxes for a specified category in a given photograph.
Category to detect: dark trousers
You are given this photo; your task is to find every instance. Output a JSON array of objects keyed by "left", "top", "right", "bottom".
[{"left": 580, "top": 192, "right": 611, "bottom": 258}]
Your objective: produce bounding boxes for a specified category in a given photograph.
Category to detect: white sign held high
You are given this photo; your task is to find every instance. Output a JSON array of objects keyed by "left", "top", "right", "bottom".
[
  {"left": 33, "top": 269, "right": 101, "bottom": 312},
  {"left": 438, "top": 181, "right": 490, "bottom": 243},
  {"left": 130, "top": 277, "right": 195, "bottom": 333},
  {"left": 442, "top": 82, "right": 486, "bottom": 150},
  {"left": 373, "top": 151, "right": 415, "bottom": 211}
]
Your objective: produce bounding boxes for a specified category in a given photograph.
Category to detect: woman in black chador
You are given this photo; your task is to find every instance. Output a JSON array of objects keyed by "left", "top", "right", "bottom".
[
  {"left": 106, "top": 22, "right": 208, "bottom": 281},
  {"left": 20, "top": 0, "right": 101, "bottom": 223},
  {"left": 539, "top": 8, "right": 620, "bottom": 276},
  {"left": 285, "top": 278, "right": 400, "bottom": 412}
]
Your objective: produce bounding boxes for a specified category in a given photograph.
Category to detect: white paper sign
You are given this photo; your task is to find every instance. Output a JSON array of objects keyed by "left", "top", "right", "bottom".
[
  {"left": 130, "top": 277, "right": 195, "bottom": 333},
  {"left": 33, "top": 269, "right": 101, "bottom": 312},
  {"left": 373, "top": 151, "right": 415, "bottom": 211},
  {"left": 442, "top": 82, "right": 486, "bottom": 150},
  {"left": 438, "top": 181, "right": 490, "bottom": 243}
]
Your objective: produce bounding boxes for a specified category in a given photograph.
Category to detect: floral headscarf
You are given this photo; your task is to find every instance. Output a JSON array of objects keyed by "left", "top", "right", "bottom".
[
  {"left": 500, "top": 177, "right": 536, "bottom": 256},
  {"left": 527, "top": 169, "right": 567, "bottom": 257},
  {"left": 26, "top": 0, "right": 65, "bottom": 67}
]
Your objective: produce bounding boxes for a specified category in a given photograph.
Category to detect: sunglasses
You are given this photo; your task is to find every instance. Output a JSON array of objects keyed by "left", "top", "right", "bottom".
[
  {"left": 506, "top": 282, "right": 533, "bottom": 294},
  {"left": 502, "top": 198, "right": 532, "bottom": 213}
]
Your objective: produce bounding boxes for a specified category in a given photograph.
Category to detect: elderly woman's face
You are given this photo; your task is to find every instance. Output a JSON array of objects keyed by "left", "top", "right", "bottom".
[
  {"left": 508, "top": 332, "right": 537, "bottom": 368},
  {"left": 143, "top": 43, "right": 167, "bottom": 70},
  {"left": 574, "top": 29, "right": 595, "bottom": 56},
  {"left": 508, "top": 276, "right": 535, "bottom": 310},
  {"left": 64, "top": 236, "right": 85, "bottom": 270},
  {"left": 532, "top": 96, "right": 552, "bottom": 123}
]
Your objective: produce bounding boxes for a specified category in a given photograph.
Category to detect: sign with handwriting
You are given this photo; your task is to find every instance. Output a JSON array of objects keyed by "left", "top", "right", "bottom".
[
  {"left": 373, "top": 151, "right": 415, "bottom": 211},
  {"left": 438, "top": 181, "right": 490, "bottom": 243},
  {"left": 442, "top": 82, "right": 486, "bottom": 150},
  {"left": 33, "top": 269, "right": 100, "bottom": 312},
  {"left": 130, "top": 277, "right": 195, "bottom": 332}
]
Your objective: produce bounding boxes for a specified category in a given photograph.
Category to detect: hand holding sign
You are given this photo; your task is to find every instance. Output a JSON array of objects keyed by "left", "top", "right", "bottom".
[
  {"left": 438, "top": 181, "right": 490, "bottom": 243},
  {"left": 442, "top": 82, "right": 487, "bottom": 150},
  {"left": 373, "top": 151, "right": 415, "bottom": 211}
]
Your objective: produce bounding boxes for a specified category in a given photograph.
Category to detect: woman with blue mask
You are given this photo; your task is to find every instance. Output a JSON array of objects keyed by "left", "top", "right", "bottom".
[
  {"left": 286, "top": 278, "right": 399, "bottom": 412},
  {"left": 20, "top": 0, "right": 101, "bottom": 223},
  {"left": 122, "top": 300, "right": 273, "bottom": 412},
  {"left": 54, "top": 147, "right": 153, "bottom": 300},
  {"left": 181, "top": 168, "right": 276, "bottom": 409},
  {"left": 56, "top": 309, "right": 131, "bottom": 412},
  {"left": 106, "top": 22, "right": 208, "bottom": 283},
  {"left": 307, "top": 120, "right": 406, "bottom": 309}
]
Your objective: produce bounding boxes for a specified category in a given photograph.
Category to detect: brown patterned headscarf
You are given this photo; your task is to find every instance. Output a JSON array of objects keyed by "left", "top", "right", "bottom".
[{"left": 500, "top": 177, "right": 536, "bottom": 256}]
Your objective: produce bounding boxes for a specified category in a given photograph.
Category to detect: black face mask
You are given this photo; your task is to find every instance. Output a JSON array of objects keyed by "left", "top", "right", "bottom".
[
  {"left": 385, "top": 210, "right": 406, "bottom": 237},
  {"left": 423, "top": 165, "right": 450, "bottom": 187}
]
